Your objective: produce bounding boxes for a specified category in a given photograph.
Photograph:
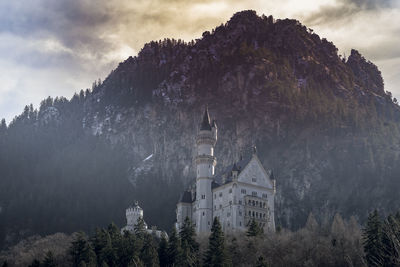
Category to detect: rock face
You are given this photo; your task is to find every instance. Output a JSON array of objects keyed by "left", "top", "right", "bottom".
[
  {"left": 79, "top": 10, "right": 400, "bottom": 228},
  {"left": 1, "top": 10, "right": 400, "bottom": 240}
]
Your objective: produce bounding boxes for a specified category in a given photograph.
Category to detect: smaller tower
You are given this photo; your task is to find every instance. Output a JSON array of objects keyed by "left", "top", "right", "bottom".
[{"left": 126, "top": 201, "right": 147, "bottom": 229}]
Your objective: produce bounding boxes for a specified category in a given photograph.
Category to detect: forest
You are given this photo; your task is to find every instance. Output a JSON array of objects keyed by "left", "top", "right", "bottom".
[{"left": 2, "top": 210, "right": 399, "bottom": 266}]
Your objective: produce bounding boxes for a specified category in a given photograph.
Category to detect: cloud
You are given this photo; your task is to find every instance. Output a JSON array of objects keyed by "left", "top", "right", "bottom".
[
  {"left": 303, "top": 0, "right": 395, "bottom": 26},
  {"left": 0, "top": 0, "right": 399, "bottom": 122}
]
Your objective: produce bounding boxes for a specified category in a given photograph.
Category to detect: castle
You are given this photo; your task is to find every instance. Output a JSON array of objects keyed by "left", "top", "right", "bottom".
[
  {"left": 122, "top": 201, "right": 166, "bottom": 238},
  {"left": 176, "top": 107, "right": 276, "bottom": 234}
]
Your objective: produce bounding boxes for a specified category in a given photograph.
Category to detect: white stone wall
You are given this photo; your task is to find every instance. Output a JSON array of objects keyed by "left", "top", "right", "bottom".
[
  {"left": 198, "top": 143, "right": 213, "bottom": 156},
  {"left": 196, "top": 162, "right": 214, "bottom": 178},
  {"left": 126, "top": 207, "right": 144, "bottom": 227},
  {"left": 196, "top": 178, "right": 213, "bottom": 233},
  {"left": 176, "top": 202, "right": 192, "bottom": 230},
  {"left": 210, "top": 156, "right": 276, "bottom": 232}
]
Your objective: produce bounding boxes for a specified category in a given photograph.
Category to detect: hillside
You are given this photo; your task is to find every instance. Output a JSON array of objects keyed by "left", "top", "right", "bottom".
[{"left": 1, "top": 10, "right": 400, "bottom": 248}]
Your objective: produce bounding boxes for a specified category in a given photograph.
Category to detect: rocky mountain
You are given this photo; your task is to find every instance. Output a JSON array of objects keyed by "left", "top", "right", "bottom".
[{"left": 1, "top": 10, "right": 400, "bottom": 248}]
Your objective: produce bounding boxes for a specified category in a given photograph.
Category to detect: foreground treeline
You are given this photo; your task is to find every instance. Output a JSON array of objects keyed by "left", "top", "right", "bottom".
[{"left": 3, "top": 211, "right": 400, "bottom": 267}]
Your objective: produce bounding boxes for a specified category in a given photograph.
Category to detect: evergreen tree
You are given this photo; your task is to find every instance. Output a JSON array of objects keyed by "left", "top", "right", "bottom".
[
  {"left": 134, "top": 217, "right": 147, "bottom": 240},
  {"left": 42, "top": 251, "right": 57, "bottom": 267},
  {"left": 246, "top": 219, "right": 262, "bottom": 237},
  {"left": 118, "top": 230, "right": 140, "bottom": 267},
  {"left": 69, "top": 232, "right": 96, "bottom": 267},
  {"left": 363, "top": 210, "right": 384, "bottom": 267},
  {"left": 180, "top": 217, "right": 199, "bottom": 266},
  {"left": 140, "top": 234, "right": 159, "bottom": 267},
  {"left": 28, "top": 259, "right": 41, "bottom": 267},
  {"left": 106, "top": 223, "right": 121, "bottom": 265},
  {"left": 1, "top": 261, "right": 7, "bottom": 267},
  {"left": 0, "top": 119, "right": 6, "bottom": 135},
  {"left": 158, "top": 233, "right": 168, "bottom": 267},
  {"left": 204, "top": 217, "right": 229, "bottom": 267},
  {"left": 381, "top": 215, "right": 400, "bottom": 266},
  {"left": 92, "top": 228, "right": 114, "bottom": 266},
  {"left": 255, "top": 256, "right": 268, "bottom": 267},
  {"left": 167, "top": 227, "right": 183, "bottom": 266}
]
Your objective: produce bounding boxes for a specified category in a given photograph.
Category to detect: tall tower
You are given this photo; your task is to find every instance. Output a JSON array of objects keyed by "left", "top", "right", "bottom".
[{"left": 195, "top": 106, "right": 217, "bottom": 233}]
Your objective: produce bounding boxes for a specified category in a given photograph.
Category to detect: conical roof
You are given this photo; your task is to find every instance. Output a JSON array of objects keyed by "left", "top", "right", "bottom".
[{"left": 200, "top": 106, "right": 212, "bottom": 131}]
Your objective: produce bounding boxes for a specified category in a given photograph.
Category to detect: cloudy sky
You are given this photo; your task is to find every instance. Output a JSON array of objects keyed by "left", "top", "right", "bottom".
[{"left": 0, "top": 0, "right": 399, "bottom": 122}]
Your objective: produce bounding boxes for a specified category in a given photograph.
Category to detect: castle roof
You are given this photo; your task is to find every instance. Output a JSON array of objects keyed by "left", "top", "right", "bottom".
[
  {"left": 178, "top": 190, "right": 193, "bottom": 203},
  {"left": 213, "top": 155, "right": 252, "bottom": 187},
  {"left": 200, "top": 106, "right": 212, "bottom": 131}
]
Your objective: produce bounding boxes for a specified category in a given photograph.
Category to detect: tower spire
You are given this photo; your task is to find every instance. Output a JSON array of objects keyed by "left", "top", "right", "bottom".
[{"left": 200, "top": 106, "right": 212, "bottom": 131}]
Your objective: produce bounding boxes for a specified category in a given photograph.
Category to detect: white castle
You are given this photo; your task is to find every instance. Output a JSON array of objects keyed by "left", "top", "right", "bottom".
[
  {"left": 176, "top": 107, "right": 276, "bottom": 234},
  {"left": 122, "top": 201, "right": 166, "bottom": 238}
]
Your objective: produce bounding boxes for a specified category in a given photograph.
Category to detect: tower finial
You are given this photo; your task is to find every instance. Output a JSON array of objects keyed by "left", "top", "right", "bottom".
[{"left": 252, "top": 145, "right": 257, "bottom": 155}]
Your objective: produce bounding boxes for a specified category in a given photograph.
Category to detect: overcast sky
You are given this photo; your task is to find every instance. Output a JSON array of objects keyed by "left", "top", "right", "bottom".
[{"left": 0, "top": 0, "right": 399, "bottom": 123}]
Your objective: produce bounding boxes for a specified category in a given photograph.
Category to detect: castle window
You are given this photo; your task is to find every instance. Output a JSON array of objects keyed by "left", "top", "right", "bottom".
[
  {"left": 263, "top": 202, "right": 266, "bottom": 208},
  {"left": 252, "top": 177, "right": 257, "bottom": 182},
  {"left": 252, "top": 211, "right": 255, "bottom": 217},
  {"left": 214, "top": 206, "right": 216, "bottom": 211},
  {"left": 229, "top": 188, "right": 232, "bottom": 193},
  {"left": 203, "top": 212, "right": 205, "bottom": 216},
  {"left": 262, "top": 193, "right": 268, "bottom": 198},
  {"left": 219, "top": 192, "right": 223, "bottom": 197},
  {"left": 256, "top": 201, "right": 258, "bottom": 206},
  {"left": 252, "top": 200, "right": 255, "bottom": 206},
  {"left": 240, "top": 222, "right": 242, "bottom": 226},
  {"left": 239, "top": 200, "right": 242, "bottom": 205},
  {"left": 219, "top": 204, "right": 222, "bottom": 209},
  {"left": 239, "top": 211, "right": 242, "bottom": 216},
  {"left": 260, "top": 202, "right": 262, "bottom": 208},
  {"left": 256, "top": 212, "right": 258, "bottom": 218},
  {"left": 252, "top": 191, "right": 257, "bottom": 197},
  {"left": 208, "top": 221, "right": 210, "bottom": 225},
  {"left": 249, "top": 211, "right": 251, "bottom": 216},
  {"left": 201, "top": 194, "right": 205, "bottom": 199},
  {"left": 248, "top": 200, "right": 251, "bottom": 205},
  {"left": 229, "top": 201, "right": 232, "bottom": 205},
  {"left": 241, "top": 189, "right": 246, "bottom": 194},
  {"left": 227, "top": 212, "right": 231, "bottom": 217},
  {"left": 214, "top": 194, "right": 216, "bottom": 199}
]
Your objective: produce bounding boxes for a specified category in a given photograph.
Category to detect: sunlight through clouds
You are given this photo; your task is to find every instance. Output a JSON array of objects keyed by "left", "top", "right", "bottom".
[{"left": 0, "top": 0, "right": 398, "bottom": 122}]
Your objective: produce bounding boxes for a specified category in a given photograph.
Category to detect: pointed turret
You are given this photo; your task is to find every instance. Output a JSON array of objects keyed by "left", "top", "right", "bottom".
[{"left": 200, "top": 106, "right": 212, "bottom": 131}]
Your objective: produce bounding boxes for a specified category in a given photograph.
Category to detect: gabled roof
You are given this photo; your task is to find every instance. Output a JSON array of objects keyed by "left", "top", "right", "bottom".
[{"left": 213, "top": 155, "right": 252, "bottom": 187}]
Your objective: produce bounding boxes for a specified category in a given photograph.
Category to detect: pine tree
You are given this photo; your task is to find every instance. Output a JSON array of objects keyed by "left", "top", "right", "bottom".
[
  {"left": 167, "top": 227, "right": 183, "bottom": 266},
  {"left": 42, "top": 251, "right": 57, "bottom": 267},
  {"left": 69, "top": 232, "right": 96, "bottom": 267},
  {"left": 28, "top": 259, "right": 41, "bottom": 267},
  {"left": 140, "top": 234, "right": 159, "bottom": 267},
  {"left": 246, "top": 219, "right": 262, "bottom": 237},
  {"left": 381, "top": 215, "right": 400, "bottom": 266},
  {"left": 180, "top": 217, "right": 199, "bottom": 266},
  {"left": 118, "top": 230, "right": 140, "bottom": 267},
  {"left": 363, "top": 210, "right": 384, "bottom": 267},
  {"left": 134, "top": 217, "right": 147, "bottom": 240},
  {"left": 92, "top": 228, "right": 114, "bottom": 266},
  {"left": 255, "top": 256, "right": 268, "bottom": 267},
  {"left": 158, "top": 233, "right": 168, "bottom": 267},
  {"left": 204, "top": 217, "right": 229, "bottom": 267},
  {"left": 0, "top": 119, "right": 6, "bottom": 136}
]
